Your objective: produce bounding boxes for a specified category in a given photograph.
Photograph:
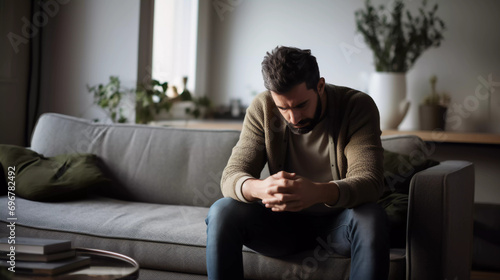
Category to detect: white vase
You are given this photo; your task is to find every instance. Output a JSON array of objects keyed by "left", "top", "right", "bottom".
[{"left": 368, "top": 72, "right": 410, "bottom": 130}]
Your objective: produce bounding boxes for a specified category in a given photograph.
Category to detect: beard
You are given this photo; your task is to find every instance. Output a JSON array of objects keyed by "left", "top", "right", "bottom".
[{"left": 287, "top": 92, "right": 323, "bottom": 135}]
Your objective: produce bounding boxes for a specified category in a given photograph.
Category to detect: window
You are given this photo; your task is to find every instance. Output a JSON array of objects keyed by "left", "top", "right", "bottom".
[{"left": 152, "top": 0, "right": 198, "bottom": 93}]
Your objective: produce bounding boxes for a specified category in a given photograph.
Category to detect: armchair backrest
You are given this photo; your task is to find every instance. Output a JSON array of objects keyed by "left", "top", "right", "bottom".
[{"left": 381, "top": 134, "right": 431, "bottom": 158}]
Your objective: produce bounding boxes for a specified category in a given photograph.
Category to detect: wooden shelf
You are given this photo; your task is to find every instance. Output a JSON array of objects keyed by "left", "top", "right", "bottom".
[
  {"left": 382, "top": 130, "right": 500, "bottom": 145},
  {"left": 149, "top": 120, "right": 244, "bottom": 131},
  {"left": 471, "top": 270, "right": 500, "bottom": 280},
  {"left": 150, "top": 120, "right": 500, "bottom": 145}
]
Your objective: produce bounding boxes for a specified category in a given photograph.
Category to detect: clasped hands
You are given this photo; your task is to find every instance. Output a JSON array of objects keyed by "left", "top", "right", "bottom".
[{"left": 242, "top": 171, "right": 339, "bottom": 212}]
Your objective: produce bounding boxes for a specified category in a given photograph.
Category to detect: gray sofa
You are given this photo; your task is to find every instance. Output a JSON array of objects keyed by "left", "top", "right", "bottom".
[{"left": 0, "top": 113, "right": 475, "bottom": 280}]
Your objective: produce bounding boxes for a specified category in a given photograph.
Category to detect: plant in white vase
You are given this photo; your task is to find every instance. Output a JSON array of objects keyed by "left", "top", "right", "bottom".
[
  {"left": 355, "top": 0, "right": 445, "bottom": 129},
  {"left": 419, "top": 75, "right": 450, "bottom": 130}
]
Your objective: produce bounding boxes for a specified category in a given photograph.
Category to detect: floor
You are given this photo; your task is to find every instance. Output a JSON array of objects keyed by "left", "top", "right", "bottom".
[{"left": 471, "top": 271, "right": 500, "bottom": 280}]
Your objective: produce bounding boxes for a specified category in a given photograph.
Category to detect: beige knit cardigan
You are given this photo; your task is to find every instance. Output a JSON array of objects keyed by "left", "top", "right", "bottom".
[{"left": 221, "top": 84, "right": 384, "bottom": 209}]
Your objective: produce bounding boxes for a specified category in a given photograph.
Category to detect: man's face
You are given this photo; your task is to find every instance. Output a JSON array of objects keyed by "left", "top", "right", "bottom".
[{"left": 270, "top": 79, "right": 325, "bottom": 134}]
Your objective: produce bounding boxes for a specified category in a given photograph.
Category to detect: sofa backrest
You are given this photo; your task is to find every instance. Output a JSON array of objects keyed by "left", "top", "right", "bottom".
[{"left": 31, "top": 113, "right": 240, "bottom": 207}]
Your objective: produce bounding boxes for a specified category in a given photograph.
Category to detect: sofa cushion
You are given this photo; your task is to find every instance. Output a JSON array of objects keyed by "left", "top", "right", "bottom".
[
  {"left": 0, "top": 195, "right": 354, "bottom": 279},
  {"left": 0, "top": 195, "right": 407, "bottom": 279},
  {"left": 0, "top": 145, "right": 110, "bottom": 201},
  {"left": 0, "top": 195, "right": 209, "bottom": 247}
]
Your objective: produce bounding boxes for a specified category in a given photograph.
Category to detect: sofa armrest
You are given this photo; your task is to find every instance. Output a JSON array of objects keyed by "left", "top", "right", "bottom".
[{"left": 406, "top": 160, "right": 474, "bottom": 280}]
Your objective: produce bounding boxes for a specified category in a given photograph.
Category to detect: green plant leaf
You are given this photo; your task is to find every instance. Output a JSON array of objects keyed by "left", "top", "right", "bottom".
[
  {"left": 161, "top": 82, "right": 168, "bottom": 93},
  {"left": 355, "top": 0, "right": 445, "bottom": 72}
]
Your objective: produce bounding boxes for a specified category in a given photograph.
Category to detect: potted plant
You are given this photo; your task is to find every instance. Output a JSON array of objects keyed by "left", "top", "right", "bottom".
[
  {"left": 419, "top": 75, "right": 450, "bottom": 130},
  {"left": 355, "top": 0, "right": 445, "bottom": 130},
  {"left": 167, "top": 76, "right": 195, "bottom": 120},
  {"left": 136, "top": 77, "right": 212, "bottom": 123},
  {"left": 90, "top": 76, "right": 211, "bottom": 125},
  {"left": 161, "top": 76, "right": 212, "bottom": 121},
  {"left": 87, "top": 76, "right": 131, "bottom": 123},
  {"left": 186, "top": 96, "right": 212, "bottom": 119},
  {"left": 135, "top": 79, "right": 177, "bottom": 124}
]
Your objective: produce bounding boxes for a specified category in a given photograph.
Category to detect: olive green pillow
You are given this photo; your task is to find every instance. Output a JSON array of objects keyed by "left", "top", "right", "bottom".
[
  {"left": 378, "top": 149, "right": 439, "bottom": 247},
  {"left": 0, "top": 145, "right": 111, "bottom": 201},
  {"left": 382, "top": 149, "right": 439, "bottom": 195}
]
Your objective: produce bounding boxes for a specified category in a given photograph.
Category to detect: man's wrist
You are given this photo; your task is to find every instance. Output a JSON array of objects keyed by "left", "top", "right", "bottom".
[
  {"left": 318, "top": 181, "right": 339, "bottom": 206},
  {"left": 235, "top": 176, "right": 254, "bottom": 202},
  {"left": 242, "top": 178, "right": 260, "bottom": 202}
]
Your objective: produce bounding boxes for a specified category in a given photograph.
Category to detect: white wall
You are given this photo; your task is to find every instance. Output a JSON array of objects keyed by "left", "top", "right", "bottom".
[
  {"left": 207, "top": 0, "right": 500, "bottom": 133},
  {"left": 39, "top": 0, "right": 140, "bottom": 122}
]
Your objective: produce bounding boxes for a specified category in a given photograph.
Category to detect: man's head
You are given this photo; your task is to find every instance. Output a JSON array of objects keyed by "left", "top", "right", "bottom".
[
  {"left": 261, "top": 46, "right": 320, "bottom": 93},
  {"left": 261, "top": 46, "right": 325, "bottom": 134}
]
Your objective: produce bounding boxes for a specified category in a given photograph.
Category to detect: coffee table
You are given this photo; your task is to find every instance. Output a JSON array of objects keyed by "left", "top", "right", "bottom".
[{"left": 1, "top": 247, "right": 139, "bottom": 280}]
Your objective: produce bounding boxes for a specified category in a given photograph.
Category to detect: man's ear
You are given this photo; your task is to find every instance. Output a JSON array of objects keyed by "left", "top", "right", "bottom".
[{"left": 317, "top": 78, "right": 326, "bottom": 95}]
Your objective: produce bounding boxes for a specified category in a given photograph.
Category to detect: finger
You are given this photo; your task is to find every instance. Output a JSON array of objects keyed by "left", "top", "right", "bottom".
[
  {"left": 267, "top": 178, "right": 296, "bottom": 194},
  {"left": 263, "top": 200, "right": 282, "bottom": 208},
  {"left": 265, "top": 199, "right": 304, "bottom": 212},
  {"left": 279, "top": 201, "right": 305, "bottom": 212},
  {"left": 272, "top": 171, "right": 296, "bottom": 179},
  {"left": 271, "top": 205, "right": 286, "bottom": 212},
  {"left": 262, "top": 194, "right": 299, "bottom": 205},
  {"left": 264, "top": 198, "right": 288, "bottom": 209},
  {"left": 262, "top": 201, "right": 285, "bottom": 211},
  {"left": 282, "top": 171, "right": 296, "bottom": 179},
  {"left": 266, "top": 202, "right": 285, "bottom": 209},
  {"left": 266, "top": 185, "right": 292, "bottom": 195},
  {"left": 270, "top": 202, "right": 301, "bottom": 212}
]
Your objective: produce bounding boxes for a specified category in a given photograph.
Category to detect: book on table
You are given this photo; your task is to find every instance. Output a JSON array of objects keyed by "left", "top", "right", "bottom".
[
  {"left": 0, "top": 236, "right": 91, "bottom": 275},
  {"left": 0, "top": 255, "right": 91, "bottom": 275},
  {"left": 0, "top": 249, "right": 76, "bottom": 262},
  {"left": 0, "top": 237, "right": 72, "bottom": 255}
]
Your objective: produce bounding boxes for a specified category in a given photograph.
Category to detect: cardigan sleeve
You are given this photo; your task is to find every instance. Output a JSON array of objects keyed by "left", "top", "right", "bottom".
[
  {"left": 334, "top": 91, "right": 385, "bottom": 209},
  {"left": 220, "top": 94, "right": 268, "bottom": 202}
]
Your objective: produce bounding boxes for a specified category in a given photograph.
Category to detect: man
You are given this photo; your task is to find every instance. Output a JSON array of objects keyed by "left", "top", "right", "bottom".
[{"left": 206, "top": 46, "right": 389, "bottom": 280}]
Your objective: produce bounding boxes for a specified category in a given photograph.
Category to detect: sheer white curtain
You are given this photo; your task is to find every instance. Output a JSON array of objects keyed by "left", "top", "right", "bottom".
[{"left": 152, "top": 0, "right": 198, "bottom": 92}]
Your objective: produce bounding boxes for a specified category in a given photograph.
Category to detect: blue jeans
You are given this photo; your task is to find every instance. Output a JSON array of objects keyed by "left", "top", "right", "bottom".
[{"left": 205, "top": 197, "right": 389, "bottom": 280}]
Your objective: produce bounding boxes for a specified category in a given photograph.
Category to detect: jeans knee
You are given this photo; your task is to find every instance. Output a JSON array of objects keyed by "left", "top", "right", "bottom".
[
  {"left": 207, "top": 197, "right": 237, "bottom": 225},
  {"left": 206, "top": 197, "right": 258, "bottom": 228},
  {"left": 351, "top": 202, "right": 389, "bottom": 239},
  {"left": 354, "top": 202, "right": 387, "bottom": 223}
]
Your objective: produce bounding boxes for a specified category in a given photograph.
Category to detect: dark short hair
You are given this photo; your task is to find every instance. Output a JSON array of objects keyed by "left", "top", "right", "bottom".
[{"left": 261, "top": 46, "right": 320, "bottom": 94}]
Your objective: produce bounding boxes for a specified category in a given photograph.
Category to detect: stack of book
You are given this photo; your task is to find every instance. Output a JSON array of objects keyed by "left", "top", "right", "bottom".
[{"left": 0, "top": 237, "right": 90, "bottom": 276}]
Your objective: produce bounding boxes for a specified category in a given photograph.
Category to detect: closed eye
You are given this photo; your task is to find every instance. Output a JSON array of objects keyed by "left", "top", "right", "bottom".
[
  {"left": 277, "top": 101, "right": 308, "bottom": 111},
  {"left": 295, "top": 101, "right": 307, "bottom": 109}
]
